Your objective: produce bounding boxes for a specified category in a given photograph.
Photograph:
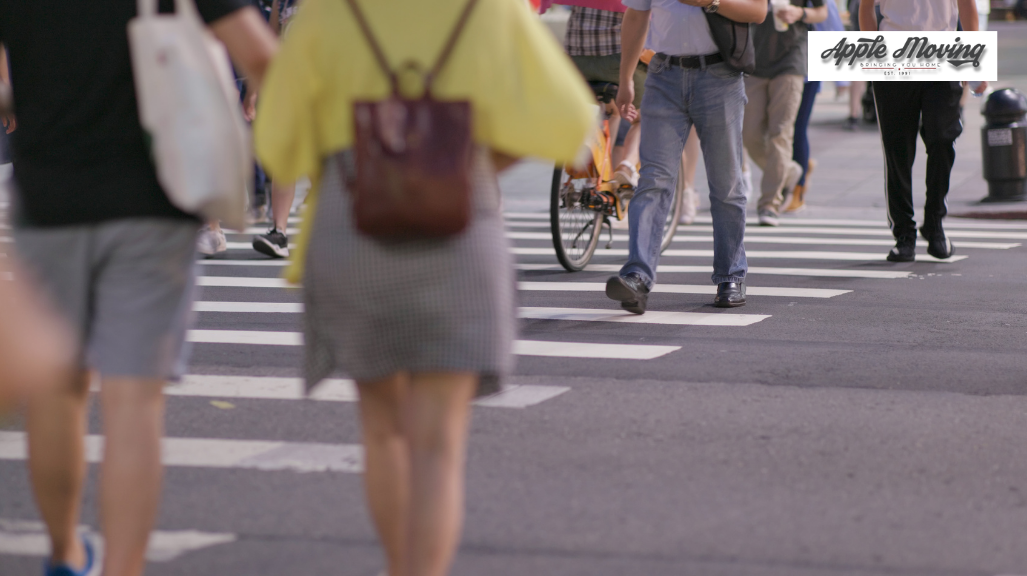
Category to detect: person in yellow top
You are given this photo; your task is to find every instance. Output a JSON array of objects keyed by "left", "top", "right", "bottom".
[{"left": 254, "top": 1, "right": 593, "bottom": 575}]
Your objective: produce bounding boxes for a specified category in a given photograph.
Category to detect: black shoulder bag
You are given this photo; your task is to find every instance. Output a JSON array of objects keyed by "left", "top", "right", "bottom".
[{"left": 704, "top": 12, "right": 756, "bottom": 74}]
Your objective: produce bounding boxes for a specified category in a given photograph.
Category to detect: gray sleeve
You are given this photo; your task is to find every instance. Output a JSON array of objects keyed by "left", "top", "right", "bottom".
[{"left": 622, "top": 0, "right": 653, "bottom": 10}]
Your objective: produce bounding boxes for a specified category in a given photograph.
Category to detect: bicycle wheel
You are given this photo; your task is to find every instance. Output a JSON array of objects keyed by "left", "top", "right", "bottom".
[
  {"left": 550, "top": 165, "right": 602, "bottom": 272},
  {"left": 659, "top": 155, "right": 686, "bottom": 253}
]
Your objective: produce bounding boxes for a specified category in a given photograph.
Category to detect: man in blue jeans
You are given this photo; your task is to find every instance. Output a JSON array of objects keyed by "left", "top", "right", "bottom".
[{"left": 606, "top": 0, "right": 765, "bottom": 313}]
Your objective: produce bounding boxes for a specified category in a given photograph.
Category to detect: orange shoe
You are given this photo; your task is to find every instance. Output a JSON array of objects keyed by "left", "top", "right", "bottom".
[{"left": 784, "top": 184, "right": 806, "bottom": 213}]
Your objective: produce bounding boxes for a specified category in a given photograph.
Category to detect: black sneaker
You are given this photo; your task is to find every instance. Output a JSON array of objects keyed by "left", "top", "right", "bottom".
[
  {"left": 886, "top": 234, "right": 916, "bottom": 262},
  {"left": 605, "top": 273, "right": 649, "bottom": 315},
  {"left": 253, "top": 227, "right": 289, "bottom": 258},
  {"left": 920, "top": 223, "right": 955, "bottom": 260}
]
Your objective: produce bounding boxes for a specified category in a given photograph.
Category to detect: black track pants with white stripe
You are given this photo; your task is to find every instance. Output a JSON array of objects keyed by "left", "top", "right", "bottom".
[{"left": 872, "top": 81, "right": 963, "bottom": 239}]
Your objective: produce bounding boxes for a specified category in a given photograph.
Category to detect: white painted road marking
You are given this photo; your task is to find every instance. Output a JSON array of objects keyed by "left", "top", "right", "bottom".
[
  {"left": 197, "top": 276, "right": 291, "bottom": 288},
  {"left": 199, "top": 260, "right": 289, "bottom": 267},
  {"left": 167, "top": 375, "right": 569, "bottom": 409},
  {"left": 519, "top": 307, "right": 769, "bottom": 327},
  {"left": 506, "top": 213, "right": 1027, "bottom": 232},
  {"left": 512, "top": 247, "right": 969, "bottom": 262},
  {"left": 517, "top": 281, "right": 850, "bottom": 298},
  {"left": 194, "top": 301, "right": 301, "bottom": 312},
  {"left": 505, "top": 230, "right": 1020, "bottom": 249},
  {"left": 515, "top": 263, "right": 913, "bottom": 279},
  {"left": 187, "top": 330, "right": 680, "bottom": 360},
  {"left": 0, "top": 518, "right": 235, "bottom": 562},
  {"left": 0, "top": 431, "right": 364, "bottom": 473},
  {"left": 199, "top": 261, "right": 913, "bottom": 279}
]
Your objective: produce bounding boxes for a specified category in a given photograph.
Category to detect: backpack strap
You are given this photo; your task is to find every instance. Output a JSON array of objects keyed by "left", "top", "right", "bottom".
[
  {"left": 426, "top": 0, "right": 480, "bottom": 90},
  {"left": 343, "top": 0, "right": 401, "bottom": 93},
  {"left": 343, "top": 0, "right": 479, "bottom": 96}
]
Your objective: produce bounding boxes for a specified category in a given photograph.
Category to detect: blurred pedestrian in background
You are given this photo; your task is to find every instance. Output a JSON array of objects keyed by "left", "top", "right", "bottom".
[
  {"left": 862, "top": 0, "right": 987, "bottom": 262},
  {"left": 786, "top": 0, "right": 844, "bottom": 213},
  {"left": 743, "top": 0, "right": 826, "bottom": 227},
  {"left": 0, "top": 2, "right": 275, "bottom": 575},
  {"left": 0, "top": 79, "right": 73, "bottom": 412},
  {"left": 254, "top": 1, "right": 593, "bottom": 575},
  {"left": 251, "top": 0, "right": 300, "bottom": 259}
]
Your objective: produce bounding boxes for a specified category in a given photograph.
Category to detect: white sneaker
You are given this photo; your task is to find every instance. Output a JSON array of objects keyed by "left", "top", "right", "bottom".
[
  {"left": 679, "top": 186, "right": 698, "bottom": 225},
  {"left": 757, "top": 208, "right": 780, "bottom": 227},
  {"left": 779, "top": 160, "right": 803, "bottom": 209},
  {"left": 197, "top": 226, "right": 227, "bottom": 259}
]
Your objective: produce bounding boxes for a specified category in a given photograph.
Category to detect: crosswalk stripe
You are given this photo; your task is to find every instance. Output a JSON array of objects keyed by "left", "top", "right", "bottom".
[
  {"left": 517, "top": 282, "right": 850, "bottom": 298},
  {"left": 505, "top": 218, "right": 1027, "bottom": 238},
  {"left": 515, "top": 263, "right": 913, "bottom": 279},
  {"left": 195, "top": 262, "right": 913, "bottom": 279},
  {"left": 519, "top": 307, "right": 769, "bottom": 326},
  {"left": 226, "top": 242, "right": 294, "bottom": 251},
  {"left": 503, "top": 212, "right": 550, "bottom": 220},
  {"left": 0, "top": 431, "right": 363, "bottom": 473},
  {"left": 187, "top": 330, "right": 681, "bottom": 359},
  {"left": 191, "top": 279, "right": 847, "bottom": 298},
  {"left": 191, "top": 301, "right": 770, "bottom": 326},
  {"left": 199, "top": 259, "right": 288, "bottom": 266},
  {"left": 512, "top": 247, "right": 969, "bottom": 262},
  {"left": 197, "top": 276, "right": 290, "bottom": 288},
  {"left": 167, "top": 375, "right": 569, "bottom": 409},
  {"left": 505, "top": 230, "right": 1020, "bottom": 249},
  {"left": 0, "top": 519, "right": 235, "bottom": 562},
  {"left": 671, "top": 215, "right": 1027, "bottom": 230}
]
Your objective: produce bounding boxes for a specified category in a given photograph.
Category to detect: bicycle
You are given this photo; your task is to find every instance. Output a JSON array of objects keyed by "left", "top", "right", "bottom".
[{"left": 550, "top": 81, "right": 685, "bottom": 272}]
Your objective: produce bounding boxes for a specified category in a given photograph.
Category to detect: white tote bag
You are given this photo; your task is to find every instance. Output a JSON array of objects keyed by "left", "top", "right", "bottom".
[{"left": 128, "top": 0, "right": 251, "bottom": 231}]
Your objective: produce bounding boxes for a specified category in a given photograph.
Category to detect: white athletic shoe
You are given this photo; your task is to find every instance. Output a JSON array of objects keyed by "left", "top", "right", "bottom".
[{"left": 197, "top": 226, "right": 227, "bottom": 259}]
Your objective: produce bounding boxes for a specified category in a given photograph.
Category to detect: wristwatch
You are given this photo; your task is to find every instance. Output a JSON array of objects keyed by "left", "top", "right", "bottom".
[
  {"left": 704, "top": 0, "right": 720, "bottom": 13},
  {"left": 800, "top": 7, "right": 808, "bottom": 22}
]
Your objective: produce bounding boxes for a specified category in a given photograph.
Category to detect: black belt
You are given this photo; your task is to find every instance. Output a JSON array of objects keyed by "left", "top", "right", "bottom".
[{"left": 656, "top": 52, "right": 723, "bottom": 69}]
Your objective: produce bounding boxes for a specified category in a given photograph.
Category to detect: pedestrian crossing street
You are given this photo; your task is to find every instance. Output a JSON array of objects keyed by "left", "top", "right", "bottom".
[{"left": 2, "top": 207, "right": 1026, "bottom": 563}]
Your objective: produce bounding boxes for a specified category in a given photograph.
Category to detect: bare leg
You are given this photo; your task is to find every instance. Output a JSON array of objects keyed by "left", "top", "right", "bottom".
[
  {"left": 26, "top": 370, "right": 91, "bottom": 570},
  {"left": 270, "top": 182, "right": 296, "bottom": 232},
  {"left": 850, "top": 81, "right": 866, "bottom": 120},
  {"left": 682, "top": 126, "right": 700, "bottom": 190},
  {"left": 402, "top": 372, "right": 476, "bottom": 576},
  {"left": 357, "top": 373, "right": 412, "bottom": 576},
  {"left": 99, "top": 377, "right": 166, "bottom": 576},
  {"left": 618, "top": 121, "right": 642, "bottom": 169}
]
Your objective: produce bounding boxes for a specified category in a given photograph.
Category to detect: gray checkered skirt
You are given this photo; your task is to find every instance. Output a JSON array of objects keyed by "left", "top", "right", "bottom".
[{"left": 302, "top": 150, "right": 516, "bottom": 396}]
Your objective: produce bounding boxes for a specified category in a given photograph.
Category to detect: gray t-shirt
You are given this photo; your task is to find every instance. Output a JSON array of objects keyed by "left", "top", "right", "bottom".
[{"left": 752, "top": 0, "right": 824, "bottom": 79}]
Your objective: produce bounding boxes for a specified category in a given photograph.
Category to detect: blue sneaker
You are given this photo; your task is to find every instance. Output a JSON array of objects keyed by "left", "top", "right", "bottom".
[{"left": 44, "top": 536, "right": 96, "bottom": 576}]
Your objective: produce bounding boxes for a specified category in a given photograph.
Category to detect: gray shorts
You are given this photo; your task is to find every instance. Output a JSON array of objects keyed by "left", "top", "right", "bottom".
[{"left": 14, "top": 219, "right": 198, "bottom": 380}]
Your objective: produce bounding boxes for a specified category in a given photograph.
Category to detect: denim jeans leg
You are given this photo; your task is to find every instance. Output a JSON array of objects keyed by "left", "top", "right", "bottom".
[
  {"left": 692, "top": 64, "right": 748, "bottom": 284},
  {"left": 619, "top": 64, "right": 690, "bottom": 289}
]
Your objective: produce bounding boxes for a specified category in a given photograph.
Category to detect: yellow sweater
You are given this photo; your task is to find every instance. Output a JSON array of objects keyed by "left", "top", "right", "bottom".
[{"left": 254, "top": 0, "right": 596, "bottom": 282}]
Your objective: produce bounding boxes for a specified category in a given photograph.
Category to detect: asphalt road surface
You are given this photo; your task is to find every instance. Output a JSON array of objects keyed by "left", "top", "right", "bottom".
[{"left": 5, "top": 22, "right": 1027, "bottom": 576}]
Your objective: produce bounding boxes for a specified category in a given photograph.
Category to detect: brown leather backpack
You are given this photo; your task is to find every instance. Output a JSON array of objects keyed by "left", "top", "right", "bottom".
[{"left": 342, "top": 0, "right": 478, "bottom": 240}]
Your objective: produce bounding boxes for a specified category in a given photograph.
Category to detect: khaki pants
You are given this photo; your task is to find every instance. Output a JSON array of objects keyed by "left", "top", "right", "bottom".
[{"left": 743, "top": 74, "right": 804, "bottom": 212}]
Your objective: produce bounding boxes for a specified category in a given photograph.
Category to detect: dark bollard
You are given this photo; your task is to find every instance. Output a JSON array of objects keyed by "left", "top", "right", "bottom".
[{"left": 981, "top": 88, "right": 1027, "bottom": 203}]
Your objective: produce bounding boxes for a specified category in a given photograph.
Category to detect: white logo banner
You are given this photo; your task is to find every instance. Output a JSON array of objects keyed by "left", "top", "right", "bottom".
[{"left": 807, "top": 31, "right": 997, "bottom": 82}]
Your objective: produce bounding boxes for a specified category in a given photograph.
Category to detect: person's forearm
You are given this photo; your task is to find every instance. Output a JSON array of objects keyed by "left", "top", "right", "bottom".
[
  {"left": 803, "top": 5, "right": 828, "bottom": 24},
  {"left": 620, "top": 9, "right": 649, "bottom": 84},
  {"left": 957, "top": 0, "right": 980, "bottom": 31},
  {"left": 858, "top": 0, "right": 877, "bottom": 31},
  {"left": 716, "top": 0, "right": 767, "bottom": 24},
  {"left": 211, "top": 7, "right": 278, "bottom": 90}
]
